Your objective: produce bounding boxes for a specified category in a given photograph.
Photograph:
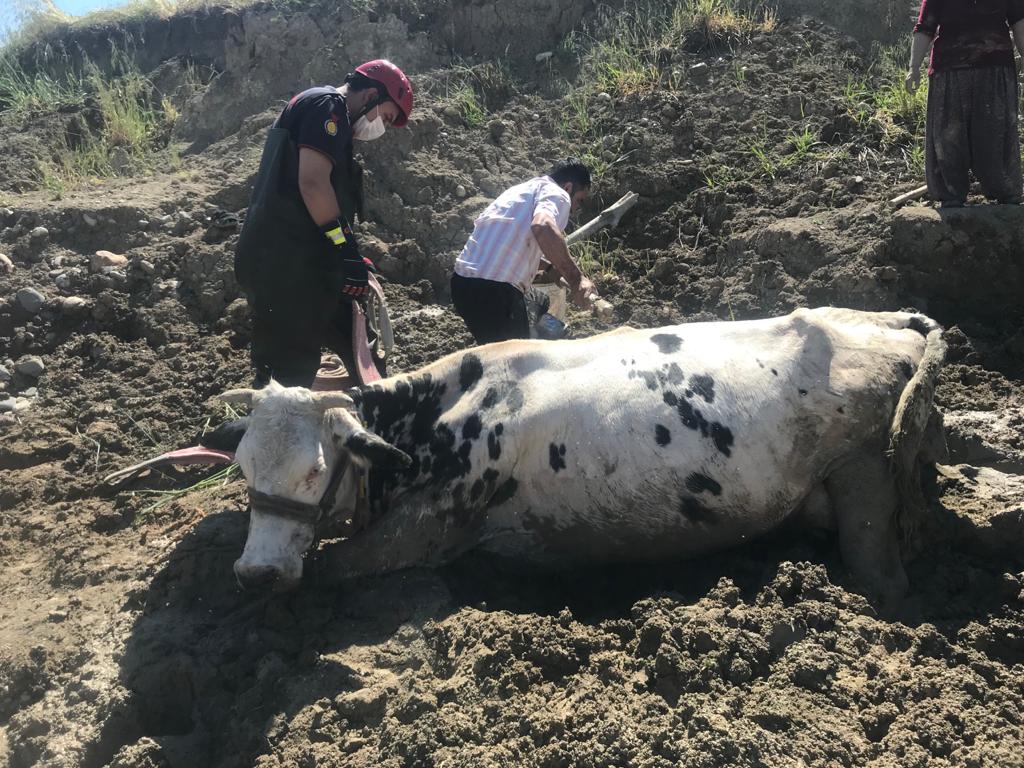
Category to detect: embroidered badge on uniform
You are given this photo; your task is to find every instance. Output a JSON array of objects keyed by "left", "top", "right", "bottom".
[{"left": 324, "top": 119, "right": 338, "bottom": 136}]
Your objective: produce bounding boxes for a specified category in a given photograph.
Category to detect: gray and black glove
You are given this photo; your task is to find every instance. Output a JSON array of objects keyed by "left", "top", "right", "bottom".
[{"left": 319, "top": 218, "right": 376, "bottom": 297}]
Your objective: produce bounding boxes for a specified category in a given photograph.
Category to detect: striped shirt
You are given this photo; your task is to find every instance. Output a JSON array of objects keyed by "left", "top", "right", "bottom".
[{"left": 454, "top": 176, "right": 571, "bottom": 293}]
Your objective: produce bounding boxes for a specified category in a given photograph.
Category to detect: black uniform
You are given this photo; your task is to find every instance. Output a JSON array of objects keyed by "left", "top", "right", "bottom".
[{"left": 235, "top": 87, "right": 382, "bottom": 388}]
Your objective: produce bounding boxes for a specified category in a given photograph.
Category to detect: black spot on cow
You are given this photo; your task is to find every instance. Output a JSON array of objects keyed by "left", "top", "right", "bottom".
[
  {"left": 836, "top": 406, "right": 845, "bottom": 414},
  {"left": 679, "top": 496, "right": 715, "bottom": 524},
  {"left": 798, "top": 388, "right": 808, "bottom": 396},
  {"left": 620, "top": 359, "right": 628, "bottom": 366},
  {"left": 470, "top": 478, "right": 485, "bottom": 502},
  {"left": 651, "top": 333, "right": 682, "bottom": 354},
  {"left": 549, "top": 443, "right": 567, "bottom": 472},
  {"left": 671, "top": 391, "right": 735, "bottom": 457},
  {"left": 710, "top": 423, "right": 734, "bottom": 457},
  {"left": 487, "top": 478, "right": 518, "bottom": 508},
  {"left": 655, "top": 425, "right": 671, "bottom": 446},
  {"left": 664, "top": 363, "right": 684, "bottom": 385},
  {"left": 677, "top": 398, "right": 703, "bottom": 432},
  {"left": 664, "top": 391, "right": 678, "bottom": 407},
  {"left": 356, "top": 373, "right": 448, "bottom": 450},
  {"left": 689, "top": 374, "right": 715, "bottom": 403},
  {"left": 482, "top": 468, "right": 499, "bottom": 484},
  {"left": 482, "top": 387, "right": 499, "bottom": 409},
  {"left": 638, "top": 370, "right": 658, "bottom": 391},
  {"left": 459, "top": 353, "right": 484, "bottom": 392},
  {"left": 512, "top": 352, "right": 548, "bottom": 377},
  {"left": 487, "top": 430, "right": 502, "bottom": 461},
  {"left": 462, "top": 414, "right": 483, "bottom": 441},
  {"left": 898, "top": 360, "right": 914, "bottom": 380},
  {"left": 771, "top": 368, "right": 778, "bottom": 376},
  {"left": 685, "top": 472, "right": 722, "bottom": 496},
  {"left": 495, "top": 423, "right": 504, "bottom": 436}
]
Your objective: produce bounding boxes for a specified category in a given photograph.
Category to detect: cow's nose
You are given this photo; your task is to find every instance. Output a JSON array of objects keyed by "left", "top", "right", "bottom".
[{"left": 234, "top": 561, "right": 284, "bottom": 591}]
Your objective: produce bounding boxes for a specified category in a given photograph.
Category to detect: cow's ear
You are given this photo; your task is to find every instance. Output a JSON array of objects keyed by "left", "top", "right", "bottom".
[
  {"left": 344, "top": 431, "right": 413, "bottom": 472},
  {"left": 199, "top": 417, "right": 249, "bottom": 453}
]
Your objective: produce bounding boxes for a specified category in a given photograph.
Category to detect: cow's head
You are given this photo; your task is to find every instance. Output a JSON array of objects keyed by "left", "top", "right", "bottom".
[{"left": 218, "top": 381, "right": 411, "bottom": 590}]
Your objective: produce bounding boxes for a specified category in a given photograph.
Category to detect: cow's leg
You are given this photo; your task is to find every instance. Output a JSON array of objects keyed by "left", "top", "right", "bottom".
[
  {"left": 825, "top": 450, "right": 909, "bottom": 609},
  {"left": 312, "top": 509, "right": 481, "bottom": 584}
]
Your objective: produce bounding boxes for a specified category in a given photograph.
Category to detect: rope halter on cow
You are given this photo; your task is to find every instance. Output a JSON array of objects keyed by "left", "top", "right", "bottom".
[{"left": 246, "top": 451, "right": 367, "bottom": 527}]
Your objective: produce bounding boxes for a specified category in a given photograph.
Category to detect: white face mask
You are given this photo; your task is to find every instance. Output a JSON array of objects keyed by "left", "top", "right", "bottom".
[{"left": 353, "top": 113, "right": 385, "bottom": 141}]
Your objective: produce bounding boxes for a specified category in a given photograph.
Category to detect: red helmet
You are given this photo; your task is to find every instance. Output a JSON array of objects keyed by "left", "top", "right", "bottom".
[{"left": 355, "top": 59, "right": 413, "bottom": 128}]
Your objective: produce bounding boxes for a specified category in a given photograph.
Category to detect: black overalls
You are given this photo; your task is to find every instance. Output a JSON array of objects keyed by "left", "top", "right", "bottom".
[{"left": 235, "top": 87, "right": 382, "bottom": 388}]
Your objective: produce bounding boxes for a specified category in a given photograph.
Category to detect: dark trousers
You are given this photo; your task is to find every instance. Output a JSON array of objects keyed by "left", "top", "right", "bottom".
[
  {"left": 451, "top": 274, "right": 550, "bottom": 345},
  {"left": 251, "top": 296, "right": 385, "bottom": 388},
  {"left": 926, "top": 65, "right": 1023, "bottom": 204}
]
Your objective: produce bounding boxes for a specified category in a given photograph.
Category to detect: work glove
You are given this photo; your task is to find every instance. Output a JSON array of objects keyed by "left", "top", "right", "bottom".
[{"left": 319, "top": 219, "right": 376, "bottom": 297}]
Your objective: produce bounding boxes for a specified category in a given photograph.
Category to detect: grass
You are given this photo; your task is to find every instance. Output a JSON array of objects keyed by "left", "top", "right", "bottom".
[
  {"left": 1, "top": 42, "right": 191, "bottom": 196},
  {"left": 571, "top": 234, "right": 616, "bottom": 278},
  {"left": 130, "top": 463, "right": 241, "bottom": 522},
  {"left": 452, "top": 84, "right": 486, "bottom": 127},
  {"left": 569, "top": 0, "right": 775, "bottom": 100}
]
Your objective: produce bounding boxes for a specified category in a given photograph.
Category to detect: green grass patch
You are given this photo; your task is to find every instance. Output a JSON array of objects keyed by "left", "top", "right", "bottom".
[{"left": 130, "top": 463, "right": 241, "bottom": 523}]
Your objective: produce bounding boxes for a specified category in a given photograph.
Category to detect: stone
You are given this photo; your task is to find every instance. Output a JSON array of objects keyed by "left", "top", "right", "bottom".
[
  {"left": 0, "top": 364, "right": 10, "bottom": 382},
  {"left": 60, "top": 296, "right": 91, "bottom": 315},
  {"left": 454, "top": 185, "right": 467, "bottom": 199},
  {"left": 597, "top": 92, "right": 612, "bottom": 102},
  {"left": 91, "top": 250, "right": 128, "bottom": 272},
  {"left": 29, "top": 226, "right": 49, "bottom": 240},
  {"left": 593, "top": 298, "right": 615, "bottom": 321},
  {"left": 83, "top": 214, "right": 97, "bottom": 227},
  {"left": 137, "top": 259, "right": 156, "bottom": 275},
  {"left": 0, "top": 253, "right": 12, "bottom": 273},
  {"left": 689, "top": 62, "right": 710, "bottom": 80},
  {"left": 55, "top": 273, "right": 73, "bottom": 291},
  {"left": 21, "top": 387, "right": 37, "bottom": 398},
  {"left": 535, "top": 51, "right": 553, "bottom": 62},
  {"left": 16, "top": 287, "right": 45, "bottom": 314},
  {"left": 15, "top": 356, "right": 45, "bottom": 378},
  {"left": 488, "top": 119, "right": 508, "bottom": 143},
  {"left": 0, "top": 397, "right": 14, "bottom": 413}
]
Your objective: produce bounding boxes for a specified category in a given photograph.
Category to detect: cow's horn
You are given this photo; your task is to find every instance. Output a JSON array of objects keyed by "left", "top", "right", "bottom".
[
  {"left": 218, "top": 388, "right": 256, "bottom": 407},
  {"left": 313, "top": 391, "right": 355, "bottom": 411}
]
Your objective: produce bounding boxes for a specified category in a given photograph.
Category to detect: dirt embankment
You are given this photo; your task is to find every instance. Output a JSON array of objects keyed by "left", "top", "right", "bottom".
[{"left": 1, "top": 1, "right": 1023, "bottom": 766}]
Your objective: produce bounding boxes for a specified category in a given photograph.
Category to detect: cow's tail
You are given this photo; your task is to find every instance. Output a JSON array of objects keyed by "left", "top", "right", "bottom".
[{"left": 888, "top": 315, "right": 946, "bottom": 552}]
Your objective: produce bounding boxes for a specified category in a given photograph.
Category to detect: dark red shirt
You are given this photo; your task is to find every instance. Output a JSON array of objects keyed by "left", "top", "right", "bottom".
[{"left": 915, "top": 0, "right": 1024, "bottom": 74}]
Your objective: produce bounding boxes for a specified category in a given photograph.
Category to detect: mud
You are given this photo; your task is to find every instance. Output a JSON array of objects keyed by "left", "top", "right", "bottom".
[{"left": 1, "top": 3, "right": 1023, "bottom": 767}]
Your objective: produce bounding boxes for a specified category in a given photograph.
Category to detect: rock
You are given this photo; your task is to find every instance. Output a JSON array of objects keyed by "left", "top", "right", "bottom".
[
  {"left": 454, "top": 184, "right": 467, "bottom": 199},
  {"left": 13, "top": 397, "right": 32, "bottom": 413},
  {"left": 0, "top": 253, "right": 12, "bottom": 273},
  {"left": 0, "top": 397, "right": 15, "bottom": 413},
  {"left": 597, "top": 92, "right": 612, "bottom": 102},
  {"left": 83, "top": 214, "right": 97, "bottom": 227},
  {"left": 689, "top": 62, "right": 710, "bottom": 80},
  {"left": 29, "top": 226, "right": 49, "bottom": 241},
  {"left": 847, "top": 175, "right": 865, "bottom": 189},
  {"left": 137, "top": 259, "right": 156, "bottom": 275},
  {"left": 334, "top": 688, "right": 387, "bottom": 721},
  {"left": 535, "top": 51, "right": 553, "bottom": 62},
  {"left": 21, "top": 387, "right": 37, "bottom": 398},
  {"left": 488, "top": 119, "right": 509, "bottom": 143},
  {"left": 91, "top": 250, "right": 128, "bottom": 272},
  {"left": 0, "top": 365, "right": 10, "bottom": 382},
  {"left": 60, "top": 296, "right": 91, "bottom": 315},
  {"left": 15, "top": 356, "right": 45, "bottom": 378},
  {"left": 55, "top": 273, "right": 74, "bottom": 291},
  {"left": 16, "top": 287, "right": 46, "bottom": 314},
  {"left": 593, "top": 298, "right": 615, "bottom": 321}
]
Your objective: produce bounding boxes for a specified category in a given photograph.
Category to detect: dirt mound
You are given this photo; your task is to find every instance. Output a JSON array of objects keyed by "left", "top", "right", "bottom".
[{"left": 1, "top": 1, "right": 1024, "bottom": 766}]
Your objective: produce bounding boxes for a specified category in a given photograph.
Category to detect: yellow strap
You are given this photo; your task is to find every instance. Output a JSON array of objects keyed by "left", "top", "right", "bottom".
[{"left": 325, "top": 226, "right": 347, "bottom": 246}]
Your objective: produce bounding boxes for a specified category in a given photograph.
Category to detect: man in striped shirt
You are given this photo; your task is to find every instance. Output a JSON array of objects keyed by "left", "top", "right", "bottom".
[{"left": 451, "top": 159, "right": 596, "bottom": 344}]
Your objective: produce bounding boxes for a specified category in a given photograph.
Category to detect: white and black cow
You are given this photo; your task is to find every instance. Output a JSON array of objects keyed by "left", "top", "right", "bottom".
[{"left": 218, "top": 307, "right": 946, "bottom": 606}]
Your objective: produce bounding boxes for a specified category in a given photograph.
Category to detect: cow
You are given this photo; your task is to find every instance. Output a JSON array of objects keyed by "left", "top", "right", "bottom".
[{"left": 217, "top": 307, "right": 946, "bottom": 607}]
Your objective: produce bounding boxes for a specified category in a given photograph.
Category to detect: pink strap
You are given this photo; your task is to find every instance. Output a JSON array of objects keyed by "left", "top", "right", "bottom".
[{"left": 352, "top": 300, "right": 382, "bottom": 384}]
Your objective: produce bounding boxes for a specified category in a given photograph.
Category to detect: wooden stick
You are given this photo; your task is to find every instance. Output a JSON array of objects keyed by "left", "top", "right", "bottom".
[
  {"left": 890, "top": 185, "right": 929, "bottom": 207},
  {"left": 565, "top": 191, "right": 639, "bottom": 245}
]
